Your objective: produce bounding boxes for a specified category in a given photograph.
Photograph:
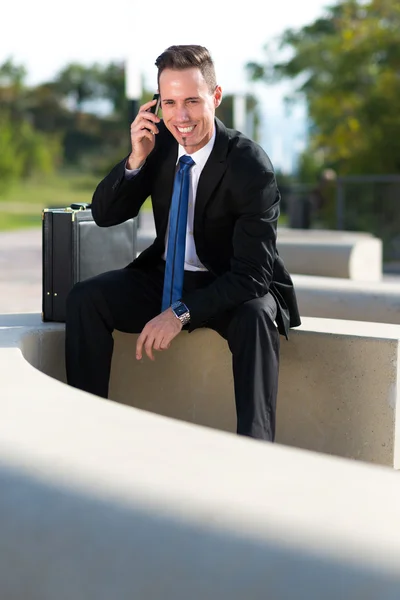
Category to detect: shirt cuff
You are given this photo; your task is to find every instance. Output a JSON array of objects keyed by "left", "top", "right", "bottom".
[{"left": 125, "top": 161, "right": 142, "bottom": 179}]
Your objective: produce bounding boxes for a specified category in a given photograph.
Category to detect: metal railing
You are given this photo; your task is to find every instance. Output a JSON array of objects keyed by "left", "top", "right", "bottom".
[{"left": 336, "top": 175, "right": 400, "bottom": 230}]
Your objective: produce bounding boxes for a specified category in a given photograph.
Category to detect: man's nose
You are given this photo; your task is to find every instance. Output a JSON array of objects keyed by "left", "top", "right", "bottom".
[{"left": 175, "top": 106, "right": 190, "bottom": 121}]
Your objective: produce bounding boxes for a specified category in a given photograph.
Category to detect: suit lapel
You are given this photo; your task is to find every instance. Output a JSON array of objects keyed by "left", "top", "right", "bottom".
[
  {"left": 194, "top": 118, "right": 229, "bottom": 225},
  {"left": 156, "top": 138, "right": 178, "bottom": 238}
]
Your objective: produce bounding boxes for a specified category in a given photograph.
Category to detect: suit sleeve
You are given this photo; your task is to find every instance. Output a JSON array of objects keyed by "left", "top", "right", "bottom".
[
  {"left": 91, "top": 157, "right": 151, "bottom": 227},
  {"left": 181, "top": 169, "right": 279, "bottom": 328}
]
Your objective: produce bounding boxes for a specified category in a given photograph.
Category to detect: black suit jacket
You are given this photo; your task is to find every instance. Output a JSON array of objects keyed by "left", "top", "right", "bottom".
[{"left": 91, "top": 118, "right": 301, "bottom": 337}]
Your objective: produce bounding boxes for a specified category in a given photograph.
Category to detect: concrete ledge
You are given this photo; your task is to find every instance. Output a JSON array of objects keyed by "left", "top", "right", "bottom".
[
  {"left": 277, "top": 227, "right": 375, "bottom": 239},
  {"left": 277, "top": 235, "right": 382, "bottom": 281},
  {"left": 2, "top": 313, "right": 400, "bottom": 597},
  {"left": 293, "top": 275, "right": 400, "bottom": 324}
]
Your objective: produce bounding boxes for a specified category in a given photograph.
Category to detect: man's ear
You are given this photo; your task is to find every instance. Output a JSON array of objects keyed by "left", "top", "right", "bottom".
[{"left": 214, "top": 85, "right": 223, "bottom": 108}]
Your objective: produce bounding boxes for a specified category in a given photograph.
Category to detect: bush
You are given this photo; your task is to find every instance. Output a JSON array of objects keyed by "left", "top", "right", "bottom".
[
  {"left": 0, "top": 111, "right": 62, "bottom": 194},
  {"left": 0, "top": 117, "right": 22, "bottom": 193}
]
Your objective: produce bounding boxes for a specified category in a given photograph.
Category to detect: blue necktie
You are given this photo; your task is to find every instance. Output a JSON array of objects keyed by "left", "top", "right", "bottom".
[{"left": 162, "top": 155, "right": 195, "bottom": 311}]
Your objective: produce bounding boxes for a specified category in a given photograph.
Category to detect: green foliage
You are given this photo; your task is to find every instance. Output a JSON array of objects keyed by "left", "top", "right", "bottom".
[
  {"left": 296, "top": 151, "right": 325, "bottom": 184},
  {"left": 53, "top": 63, "right": 104, "bottom": 111},
  {"left": 99, "top": 62, "right": 127, "bottom": 115},
  {"left": 16, "top": 118, "right": 62, "bottom": 177},
  {"left": 0, "top": 109, "right": 62, "bottom": 193},
  {"left": 0, "top": 57, "right": 26, "bottom": 90},
  {"left": 247, "top": 0, "right": 400, "bottom": 176},
  {"left": 0, "top": 55, "right": 261, "bottom": 205},
  {"left": 0, "top": 57, "right": 63, "bottom": 193},
  {"left": 53, "top": 60, "right": 132, "bottom": 117},
  {"left": 0, "top": 58, "right": 131, "bottom": 178},
  {"left": 0, "top": 117, "right": 22, "bottom": 193}
]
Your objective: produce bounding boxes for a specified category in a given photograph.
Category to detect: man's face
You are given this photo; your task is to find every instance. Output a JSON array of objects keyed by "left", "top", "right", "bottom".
[{"left": 159, "top": 67, "right": 222, "bottom": 154}]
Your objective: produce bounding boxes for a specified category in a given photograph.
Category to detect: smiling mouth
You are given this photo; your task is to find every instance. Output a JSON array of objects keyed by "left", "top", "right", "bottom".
[{"left": 176, "top": 125, "right": 195, "bottom": 134}]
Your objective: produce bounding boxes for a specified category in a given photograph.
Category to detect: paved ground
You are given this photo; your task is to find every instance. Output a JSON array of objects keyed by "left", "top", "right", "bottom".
[
  {"left": 1, "top": 215, "right": 399, "bottom": 315},
  {"left": 0, "top": 228, "right": 43, "bottom": 314},
  {"left": 0, "top": 213, "right": 156, "bottom": 314}
]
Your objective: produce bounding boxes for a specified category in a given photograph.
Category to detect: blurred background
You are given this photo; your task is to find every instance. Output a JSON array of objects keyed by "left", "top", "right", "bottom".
[{"left": 1, "top": 0, "right": 399, "bottom": 277}]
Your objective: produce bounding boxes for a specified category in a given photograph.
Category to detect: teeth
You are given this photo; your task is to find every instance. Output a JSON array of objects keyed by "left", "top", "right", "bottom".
[{"left": 177, "top": 126, "right": 194, "bottom": 133}]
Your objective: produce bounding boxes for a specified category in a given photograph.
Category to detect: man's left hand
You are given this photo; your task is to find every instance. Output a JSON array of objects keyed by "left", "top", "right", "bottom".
[{"left": 136, "top": 308, "right": 182, "bottom": 361}]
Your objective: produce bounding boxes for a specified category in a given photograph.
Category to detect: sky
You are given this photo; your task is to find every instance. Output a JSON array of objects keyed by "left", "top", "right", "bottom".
[{"left": 1, "top": 0, "right": 331, "bottom": 171}]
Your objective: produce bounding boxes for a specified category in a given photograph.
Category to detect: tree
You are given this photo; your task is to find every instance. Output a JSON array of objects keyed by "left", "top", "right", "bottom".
[
  {"left": 0, "top": 110, "right": 62, "bottom": 193},
  {"left": 0, "top": 58, "right": 28, "bottom": 118},
  {"left": 247, "top": 0, "right": 400, "bottom": 175},
  {"left": 99, "top": 62, "right": 126, "bottom": 115},
  {"left": 0, "top": 117, "right": 22, "bottom": 193},
  {"left": 0, "top": 57, "right": 26, "bottom": 91},
  {"left": 53, "top": 63, "right": 104, "bottom": 113},
  {"left": 0, "top": 59, "right": 62, "bottom": 192}
]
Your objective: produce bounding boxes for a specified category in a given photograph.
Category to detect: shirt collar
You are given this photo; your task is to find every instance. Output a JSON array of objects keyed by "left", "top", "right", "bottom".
[{"left": 177, "top": 127, "right": 216, "bottom": 169}]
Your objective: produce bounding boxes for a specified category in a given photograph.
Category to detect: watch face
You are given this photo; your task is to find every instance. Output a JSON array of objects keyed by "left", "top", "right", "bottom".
[{"left": 174, "top": 302, "right": 188, "bottom": 317}]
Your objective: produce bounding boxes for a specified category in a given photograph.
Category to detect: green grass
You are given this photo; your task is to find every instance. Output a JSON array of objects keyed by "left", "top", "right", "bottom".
[
  {"left": 0, "top": 171, "right": 152, "bottom": 232},
  {"left": 0, "top": 212, "right": 42, "bottom": 231},
  {"left": 278, "top": 213, "right": 287, "bottom": 227},
  {"left": 0, "top": 172, "right": 98, "bottom": 208}
]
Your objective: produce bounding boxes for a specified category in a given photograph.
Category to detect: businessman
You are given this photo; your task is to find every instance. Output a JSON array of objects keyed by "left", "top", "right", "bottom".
[{"left": 65, "top": 44, "right": 301, "bottom": 441}]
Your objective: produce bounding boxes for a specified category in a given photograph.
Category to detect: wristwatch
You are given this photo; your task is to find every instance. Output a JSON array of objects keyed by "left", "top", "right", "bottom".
[{"left": 171, "top": 301, "right": 191, "bottom": 326}]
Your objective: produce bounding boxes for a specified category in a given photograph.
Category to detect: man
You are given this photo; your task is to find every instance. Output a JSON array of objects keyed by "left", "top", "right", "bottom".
[{"left": 65, "top": 45, "right": 301, "bottom": 441}]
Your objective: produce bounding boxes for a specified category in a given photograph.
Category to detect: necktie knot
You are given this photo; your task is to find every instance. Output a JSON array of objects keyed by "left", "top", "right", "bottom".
[{"left": 179, "top": 155, "right": 195, "bottom": 170}]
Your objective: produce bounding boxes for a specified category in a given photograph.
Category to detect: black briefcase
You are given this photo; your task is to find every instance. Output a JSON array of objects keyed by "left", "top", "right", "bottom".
[{"left": 42, "top": 203, "right": 138, "bottom": 322}]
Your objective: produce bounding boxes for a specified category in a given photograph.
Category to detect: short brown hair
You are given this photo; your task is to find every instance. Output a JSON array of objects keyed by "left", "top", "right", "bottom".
[{"left": 155, "top": 45, "right": 217, "bottom": 93}]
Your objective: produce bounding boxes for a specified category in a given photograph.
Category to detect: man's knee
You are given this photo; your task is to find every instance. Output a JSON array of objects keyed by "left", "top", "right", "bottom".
[
  {"left": 66, "top": 279, "right": 100, "bottom": 316},
  {"left": 67, "top": 280, "right": 88, "bottom": 306},
  {"left": 233, "top": 294, "right": 277, "bottom": 326}
]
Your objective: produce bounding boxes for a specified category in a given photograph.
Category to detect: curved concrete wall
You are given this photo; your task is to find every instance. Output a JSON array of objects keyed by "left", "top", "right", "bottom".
[
  {"left": 110, "top": 322, "right": 400, "bottom": 466},
  {"left": 8, "top": 314, "right": 400, "bottom": 468},
  {"left": 2, "top": 313, "right": 400, "bottom": 598}
]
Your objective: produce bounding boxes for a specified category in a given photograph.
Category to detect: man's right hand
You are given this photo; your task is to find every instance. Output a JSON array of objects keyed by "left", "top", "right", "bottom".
[{"left": 127, "top": 98, "right": 161, "bottom": 170}]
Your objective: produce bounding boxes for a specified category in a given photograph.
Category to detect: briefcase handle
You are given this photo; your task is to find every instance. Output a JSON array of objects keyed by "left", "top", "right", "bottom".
[{"left": 70, "top": 203, "right": 91, "bottom": 210}]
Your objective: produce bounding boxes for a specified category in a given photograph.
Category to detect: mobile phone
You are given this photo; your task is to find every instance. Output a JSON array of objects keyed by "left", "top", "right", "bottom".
[{"left": 149, "top": 93, "right": 161, "bottom": 115}]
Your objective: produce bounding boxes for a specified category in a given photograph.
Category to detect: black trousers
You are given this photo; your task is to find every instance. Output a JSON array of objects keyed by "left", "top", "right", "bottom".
[{"left": 65, "top": 263, "right": 280, "bottom": 441}]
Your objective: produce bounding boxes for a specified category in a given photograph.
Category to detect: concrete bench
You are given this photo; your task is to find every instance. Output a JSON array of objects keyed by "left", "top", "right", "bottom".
[
  {"left": 277, "top": 227, "right": 375, "bottom": 238},
  {"left": 6, "top": 313, "right": 400, "bottom": 468},
  {"left": 277, "top": 235, "right": 382, "bottom": 281},
  {"left": 2, "top": 312, "right": 400, "bottom": 598},
  {"left": 293, "top": 275, "right": 400, "bottom": 324},
  {"left": 137, "top": 226, "right": 383, "bottom": 281}
]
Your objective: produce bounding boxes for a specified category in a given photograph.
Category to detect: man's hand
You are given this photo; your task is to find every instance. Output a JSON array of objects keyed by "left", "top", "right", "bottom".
[
  {"left": 127, "top": 97, "right": 161, "bottom": 170},
  {"left": 136, "top": 308, "right": 182, "bottom": 361}
]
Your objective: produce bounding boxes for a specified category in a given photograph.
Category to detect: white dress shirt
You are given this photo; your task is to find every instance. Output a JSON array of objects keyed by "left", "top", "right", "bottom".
[{"left": 125, "top": 128, "right": 216, "bottom": 271}]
